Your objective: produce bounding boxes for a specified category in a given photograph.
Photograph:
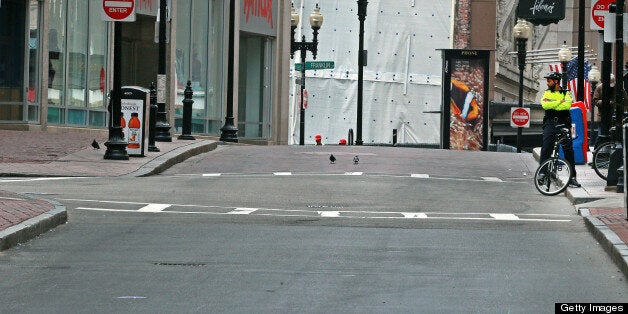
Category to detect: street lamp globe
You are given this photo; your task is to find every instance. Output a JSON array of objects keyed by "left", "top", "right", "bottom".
[
  {"left": 310, "top": 4, "right": 323, "bottom": 30},
  {"left": 558, "top": 43, "right": 573, "bottom": 63},
  {"left": 588, "top": 64, "right": 601, "bottom": 84},
  {"left": 513, "top": 19, "right": 531, "bottom": 40},
  {"left": 291, "top": 3, "right": 300, "bottom": 28}
]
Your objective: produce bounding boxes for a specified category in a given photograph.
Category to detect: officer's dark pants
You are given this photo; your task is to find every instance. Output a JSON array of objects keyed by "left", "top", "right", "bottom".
[{"left": 540, "top": 121, "right": 577, "bottom": 178}]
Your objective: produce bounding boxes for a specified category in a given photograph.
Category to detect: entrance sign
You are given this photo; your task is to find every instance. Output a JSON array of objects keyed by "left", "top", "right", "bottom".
[
  {"left": 102, "top": 0, "right": 136, "bottom": 22},
  {"left": 511, "top": 107, "right": 531, "bottom": 128}
]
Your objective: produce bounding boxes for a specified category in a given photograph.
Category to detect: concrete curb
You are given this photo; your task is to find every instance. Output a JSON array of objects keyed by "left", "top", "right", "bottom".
[
  {"left": 579, "top": 208, "right": 628, "bottom": 278},
  {"left": 125, "top": 140, "right": 219, "bottom": 177},
  {"left": 0, "top": 199, "right": 67, "bottom": 251}
]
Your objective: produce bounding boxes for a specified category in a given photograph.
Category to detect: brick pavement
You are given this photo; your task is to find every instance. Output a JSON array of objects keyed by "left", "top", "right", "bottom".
[{"left": 0, "top": 190, "right": 54, "bottom": 230}]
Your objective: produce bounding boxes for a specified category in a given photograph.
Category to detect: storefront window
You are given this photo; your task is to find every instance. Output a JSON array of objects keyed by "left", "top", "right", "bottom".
[
  {"left": 175, "top": 0, "right": 224, "bottom": 135},
  {"left": 28, "top": 0, "right": 41, "bottom": 122},
  {"left": 47, "top": 0, "right": 107, "bottom": 127},
  {"left": 48, "top": 0, "right": 66, "bottom": 110},
  {"left": 0, "top": 0, "right": 26, "bottom": 121}
]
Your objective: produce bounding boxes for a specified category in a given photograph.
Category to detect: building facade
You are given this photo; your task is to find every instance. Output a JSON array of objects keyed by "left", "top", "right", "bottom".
[{"left": 0, "top": 0, "right": 292, "bottom": 144}]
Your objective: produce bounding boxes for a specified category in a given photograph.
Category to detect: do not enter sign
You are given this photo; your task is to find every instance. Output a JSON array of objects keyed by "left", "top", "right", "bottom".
[
  {"left": 591, "top": 0, "right": 613, "bottom": 30},
  {"left": 102, "top": 0, "right": 136, "bottom": 22},
  {"left": 511, "top": 107, "right": 530, "bottom": 128}
]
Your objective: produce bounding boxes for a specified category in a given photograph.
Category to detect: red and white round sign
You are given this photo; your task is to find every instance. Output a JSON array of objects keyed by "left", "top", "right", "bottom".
[
  {"left": 511, "top": 107, "right": 530, "bottom": 128},
  {"left": 591, "top": 0, "right": 613, "bottom": 30},
  {"left": 102, "top": 0, "right": 135, "bottom": 22}
]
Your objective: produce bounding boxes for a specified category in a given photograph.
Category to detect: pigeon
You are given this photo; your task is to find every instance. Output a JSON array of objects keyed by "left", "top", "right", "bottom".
[
  {"left": 91, "top": 139, "right": 100, "bottom": 150},
  {"left": 329, "top": 154, "right": 336, "bottom": 164},
  {"left": 353, "top": 155, "right": 359, "bottom": 165}
]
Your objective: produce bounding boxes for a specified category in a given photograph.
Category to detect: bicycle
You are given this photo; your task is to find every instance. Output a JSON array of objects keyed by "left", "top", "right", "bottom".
[
  {"left": 534, "top": 124, "right": 573, "bottom": 196},
  {"left": 591, "top": 116, "right": 626, "bottom": 181}
]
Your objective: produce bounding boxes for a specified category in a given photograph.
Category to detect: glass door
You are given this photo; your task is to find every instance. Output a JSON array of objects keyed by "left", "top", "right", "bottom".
[{"left": 0, "top": 0, "right": 27, "bottom": 121}]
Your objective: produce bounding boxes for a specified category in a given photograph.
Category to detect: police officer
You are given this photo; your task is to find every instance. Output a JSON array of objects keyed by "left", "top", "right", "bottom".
[{"left": 540, "top": 72, "right": 580, "bottom": 188}]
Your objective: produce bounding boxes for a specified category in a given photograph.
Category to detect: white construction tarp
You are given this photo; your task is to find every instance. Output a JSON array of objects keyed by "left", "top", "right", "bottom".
[{"left": 289, "top": 0, "right": 453, "bottom": 145}]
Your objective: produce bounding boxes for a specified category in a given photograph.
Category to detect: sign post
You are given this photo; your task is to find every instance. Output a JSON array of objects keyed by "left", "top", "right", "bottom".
[{"left": 102, "top": 0, "right": 136, "bottom": 160}]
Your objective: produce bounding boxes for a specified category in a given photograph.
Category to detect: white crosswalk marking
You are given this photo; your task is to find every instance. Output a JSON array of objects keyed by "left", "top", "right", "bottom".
[
  {"left": 227, "top": 208, "right": 258, "bottom": 215},
  {"left": 490, "top": 214, "right": 520, "bottom": 220},
  {"left": 138, "top": 204, "right": 171, "bottom": 212},
  {"left": 319, "top": 211, "right": 340, "bottom": 217},
  {"left": 402, "top": 212, "right": 428, "bottom": 219},
  {"left": 411, "top": 174, "right": 430, "bottom": 178}
]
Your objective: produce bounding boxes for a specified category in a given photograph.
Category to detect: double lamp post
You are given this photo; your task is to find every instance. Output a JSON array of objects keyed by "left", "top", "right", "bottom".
[{"left": 290, "top": 3, "right": 323, "bottom": 146}]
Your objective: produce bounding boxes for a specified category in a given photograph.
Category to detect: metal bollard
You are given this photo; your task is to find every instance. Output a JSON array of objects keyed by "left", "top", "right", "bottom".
[
  {"left": 393, "top": 129, "right": 398, "bottom": 146},
  {"left": 148, "top": 83, "right": 160, "bottom": 152},
  {"left": 348, "top": 128, "right": 354, "bottom": 145},
  {"left": 178, "top": 80, "right": 196, "bottom": 140}
]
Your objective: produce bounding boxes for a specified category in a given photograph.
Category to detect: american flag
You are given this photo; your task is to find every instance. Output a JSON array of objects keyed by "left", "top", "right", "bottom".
[{"left": 549, "top": 57, "right": 592, "bottom": 109}]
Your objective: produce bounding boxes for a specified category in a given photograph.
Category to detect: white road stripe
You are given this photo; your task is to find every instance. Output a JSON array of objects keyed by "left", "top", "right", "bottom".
[
  {"left": 318, "top": 211, "right": 340, "bottom": 217},
  {"left": 402, "top": 212, "right": 428, "bottom": 219},
  {"left": 138, "top": 204, "right": 171, "bottom": 212},
  {"left": 490, "top": 214, "right": 520, "bottom": 220},
  {"left": 482, "top": 177, "right": 503, "bottom": 182},
  {"left": 344, "top": 172, "right": 363, "bottom": 176},
  {"left": 274, "top": 172, "right": 292, "bottom": 176},
  {"left": 227, "top": 208, "right": 258, "bottom": 215},
  {"left": 202, "top": 173, "right": 222, "bottom": 177},
  {"left": 411, "top": 174, "right": 430, "bottom": 178}
]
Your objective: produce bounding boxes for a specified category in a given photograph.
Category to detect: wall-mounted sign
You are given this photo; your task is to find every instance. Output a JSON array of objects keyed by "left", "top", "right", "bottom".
[
  {"left": 516, "top": 0, "right": 566, "bottom": 25},
  {"left": 241, "top": 0, "right": 277, "bottom": 37},
  {"left": 101, "top": 0, "right": 136, "bottom": 22}
]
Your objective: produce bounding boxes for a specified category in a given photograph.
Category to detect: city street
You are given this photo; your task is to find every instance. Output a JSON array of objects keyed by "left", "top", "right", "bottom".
[{"left": 0, "top": 146, "right": 626, "bottom": 312}]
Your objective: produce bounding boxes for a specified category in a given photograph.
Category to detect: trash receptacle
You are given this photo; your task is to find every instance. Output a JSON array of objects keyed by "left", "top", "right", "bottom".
[{"left": 121, "top": 86, "right": 149, "bottom": 157}]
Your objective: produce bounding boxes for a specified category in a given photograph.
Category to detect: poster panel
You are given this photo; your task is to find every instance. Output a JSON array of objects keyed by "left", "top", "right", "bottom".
[{"left": 441, "top": 50, "right": 490, "bottom": 150}]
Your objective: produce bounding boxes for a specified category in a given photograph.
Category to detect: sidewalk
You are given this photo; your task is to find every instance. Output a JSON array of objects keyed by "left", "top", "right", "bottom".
[{"left": 0, "top": 129, "right": 218, "bottom": 251}]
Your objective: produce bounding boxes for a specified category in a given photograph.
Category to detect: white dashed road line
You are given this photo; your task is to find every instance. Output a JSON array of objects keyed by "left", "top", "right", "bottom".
[{"left": 68, "top": 200, "right": 571, "bottom": 223}]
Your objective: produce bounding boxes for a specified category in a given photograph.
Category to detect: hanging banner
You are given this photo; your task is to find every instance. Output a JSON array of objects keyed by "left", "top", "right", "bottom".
[{"left": 440, "top": 49, "right": 490, "bottom": 151}]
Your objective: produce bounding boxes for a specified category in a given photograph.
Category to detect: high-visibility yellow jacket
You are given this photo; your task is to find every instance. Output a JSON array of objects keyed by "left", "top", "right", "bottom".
[{"left": 541, "top": 89, "right": 572, "bottom": 111}]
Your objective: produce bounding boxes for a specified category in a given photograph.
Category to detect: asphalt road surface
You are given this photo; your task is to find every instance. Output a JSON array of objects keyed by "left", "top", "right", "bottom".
[{"left": 0, "top": 146, "right": 626, "bottom": 313}]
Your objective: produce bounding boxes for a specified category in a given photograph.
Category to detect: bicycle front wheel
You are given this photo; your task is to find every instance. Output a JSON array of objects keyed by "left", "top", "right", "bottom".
[
  {"left": 592, "top": 141, "right": 616, "bottom": 180},
  {"left": 534, "top": 157, "right": 572, "bottom": 196}
]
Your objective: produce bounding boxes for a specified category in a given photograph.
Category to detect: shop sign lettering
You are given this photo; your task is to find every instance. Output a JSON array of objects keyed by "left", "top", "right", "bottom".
[
  {"left": 243, "top": 0, "right": 273, "bottom": 28},
  {"left": 516, "top": 0, "right": 565, "bottom": 25}
]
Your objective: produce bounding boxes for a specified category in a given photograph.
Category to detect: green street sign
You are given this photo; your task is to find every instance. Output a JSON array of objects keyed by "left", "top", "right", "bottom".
[{"left": 295, "top": 61, "right": 335, "bottom": 71}]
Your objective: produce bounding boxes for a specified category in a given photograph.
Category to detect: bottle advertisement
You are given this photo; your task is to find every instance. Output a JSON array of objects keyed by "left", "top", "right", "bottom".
[{"left": 121, "top": 98, "right": 145, "bottom": 156}]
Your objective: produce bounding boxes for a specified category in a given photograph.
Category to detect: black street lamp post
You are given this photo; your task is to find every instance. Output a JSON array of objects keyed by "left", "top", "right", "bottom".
[
  {"left": 148, "top": 82, "right": 160, "bottom": 152},
  {"left": 558, "top": 43, "right": 573, "bottom": 92},
  {"left": 290, "top": 3, "right": 323, "bottom": 146},
  {"left": 155, "top": 0, "right": 172, "bottom": 142},
  {"left": 588, "top": 65, "right": 601, "bottom": 146},
  {"left": 356, "top": 0, "right": 367, "bottom": 146},
  {"left": 104, "top": 22, "right": 129, "bottom": 160},
  {"left": 513, "top": 19, "right": 530, "bottom": 154},
  {"left": 220, "top": 0, "right": 238, "bottom": 142}
]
